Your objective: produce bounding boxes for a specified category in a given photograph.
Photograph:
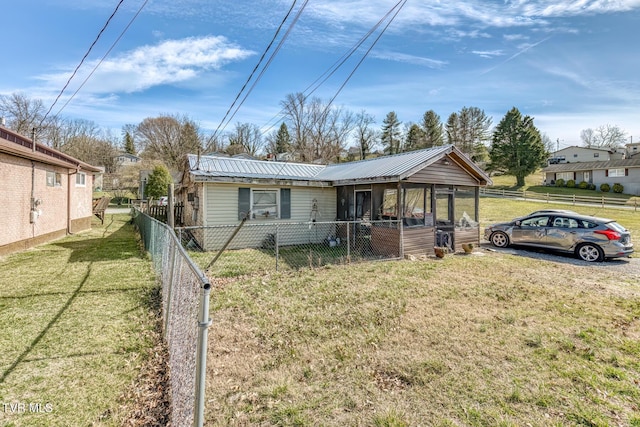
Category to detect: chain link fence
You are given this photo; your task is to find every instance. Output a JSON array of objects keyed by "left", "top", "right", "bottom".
[
  {"left": 177, "top": 220, "right": 403, "bottom": 276},
  {"left": 133, "top": 209, "right": 211, "bottom": 427}
]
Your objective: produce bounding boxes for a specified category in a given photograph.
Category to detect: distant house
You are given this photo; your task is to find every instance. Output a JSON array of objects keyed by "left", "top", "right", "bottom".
[
  {"left": 625, "top": 142, "right": 640, "bottom": 159},
  {"left": 178, "top": 145, "right": 492, "bottom": 256},
  {"left": 114, "top": 152, "right": 141, "bottom": 167},
  {"left": 541, "top": 158, "right": 640, "bottom": 195},
  {"left": 549, "top": 146, "right": 612, "bottom": 164},
  {"left": 0, "top": 126, "right": 101, "bottom": 256}
]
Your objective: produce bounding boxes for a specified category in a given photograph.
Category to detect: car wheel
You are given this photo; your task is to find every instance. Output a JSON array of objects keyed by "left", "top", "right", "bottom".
[
  {"left": 490, "top": 231, "right": 509, "bottom": 248},
  {"left": 576, "top": 243, "right": 604, "bottom": 262}
]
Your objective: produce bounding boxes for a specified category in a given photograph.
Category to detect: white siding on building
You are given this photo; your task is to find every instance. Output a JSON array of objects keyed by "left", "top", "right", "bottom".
[{"left": 202, "top": 183, "right": 337, "bottom": 250}]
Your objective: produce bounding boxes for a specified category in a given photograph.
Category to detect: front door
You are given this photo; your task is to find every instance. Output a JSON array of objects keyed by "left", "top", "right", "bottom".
[{"left": 355, "top": 190, "right": 372, "bottom": 221}]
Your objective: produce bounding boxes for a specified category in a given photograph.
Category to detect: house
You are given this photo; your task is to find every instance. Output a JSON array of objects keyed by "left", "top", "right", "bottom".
[
  {"left": 549, "top": 146, "right": 612, "bottom": 164},
  {"left": 0, "top": 126, "right": 101, "bottom": 256},
  {"left": 626, "top": 142, "right": 640, "bottom": 159},
  {"left": 114, "top": 152, "right": 141, "bottom": 167},
  {"left": 541, "top": 158, "right": 640, "bottom": 195},
  {"left": 178, "top": 145, "right": 492, "bottom": 256}
]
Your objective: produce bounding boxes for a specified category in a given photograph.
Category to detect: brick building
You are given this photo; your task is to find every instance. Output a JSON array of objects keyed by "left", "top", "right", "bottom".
[{"left": 0, "top": 126, "right": 101, "bottom": 256}]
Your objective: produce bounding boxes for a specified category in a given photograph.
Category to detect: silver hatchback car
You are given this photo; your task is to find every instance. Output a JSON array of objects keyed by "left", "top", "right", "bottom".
[{"left": 484, "top": 211, "right": 634, "bottom": 262}]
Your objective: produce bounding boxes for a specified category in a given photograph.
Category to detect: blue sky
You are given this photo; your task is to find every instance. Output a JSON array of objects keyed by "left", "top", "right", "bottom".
[{"left": 2, "top": 0, "right": 639, "bottom": 150}]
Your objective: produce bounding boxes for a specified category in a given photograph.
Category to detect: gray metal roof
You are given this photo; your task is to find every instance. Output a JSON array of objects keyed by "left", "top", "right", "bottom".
[
  {"left": 187, "top": 145, "right": 491, "bottom": 185},
  {"left": 542, "top": 158, "right": 640, "bottom": 172},
  {"left": 315, "top": 145, "right": 452, "bottom": 182},
  {"left": 188, "top": 154, "right": 326, "bottom": 181}
]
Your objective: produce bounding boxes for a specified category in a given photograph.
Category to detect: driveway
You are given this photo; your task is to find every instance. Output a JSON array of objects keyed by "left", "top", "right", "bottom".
[{"left": 480, "top": 242, "right": 640, "bottom": 277}]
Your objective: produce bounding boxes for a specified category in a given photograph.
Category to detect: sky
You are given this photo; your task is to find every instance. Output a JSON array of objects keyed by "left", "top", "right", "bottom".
[{"left": 2, "top": 0, "right": 640, "bottom": 151}]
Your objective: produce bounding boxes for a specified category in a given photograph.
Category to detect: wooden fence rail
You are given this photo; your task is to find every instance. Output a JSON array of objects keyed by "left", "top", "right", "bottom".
[{"left": 480, "top": 188, "right": 639, "bottom": 211}]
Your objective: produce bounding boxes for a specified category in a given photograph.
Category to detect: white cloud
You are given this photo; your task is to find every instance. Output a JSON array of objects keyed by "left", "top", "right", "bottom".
[
  {"left": 472, "top": 50, "right": 505, "bottom": 58},
  {"left": 372, "top": 51, "right": 448, "bottom": 68},
  {"left": 37, "top": 36, "right": 254, "bottom": 95}
]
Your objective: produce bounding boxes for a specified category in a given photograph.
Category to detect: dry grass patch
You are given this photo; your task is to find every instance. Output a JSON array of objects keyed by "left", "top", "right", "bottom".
[{"left": 205, "top": 251, "right": 640, "bottom": 426}]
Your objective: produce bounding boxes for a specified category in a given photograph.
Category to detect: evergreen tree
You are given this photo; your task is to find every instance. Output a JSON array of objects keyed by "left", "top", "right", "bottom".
[
  {"left": 275, "top": 122, "right": 291, "bottom": 153},
  {"left": 381, "top": 111, "right": 402, "bottom": 155},
  {"left": 489, "top": 107, "right": 547, "bottom": 187},
  {"left": 145, "top": 164, "right": 173, "bottom": 199},
  {"left": 405, "top": 124, "right": 424, "bottom": 152},
  {"left": 421, "top": 110, "right": 444, "bottom": 147},
  {"left": 445, "top": 112, "right": 460, "bottom": 147},
  {"left": 123, "top": 131, "right": 136, "bottom": 155}
]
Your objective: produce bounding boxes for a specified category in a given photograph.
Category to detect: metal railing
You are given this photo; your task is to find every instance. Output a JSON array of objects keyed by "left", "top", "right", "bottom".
[
  {"left": 480, "top": 187, "right": 639, "bottom": 211},
  {"left": 177, "top": 220, "right": 403, "bottom": 275},
  {"left": 133, "top": 209, "right": 211, "bottom": 427}
]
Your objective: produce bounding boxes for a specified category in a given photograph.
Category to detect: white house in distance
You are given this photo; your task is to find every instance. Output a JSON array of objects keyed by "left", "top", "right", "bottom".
[{"left": 548, "top": 146, "right": 615, "bottom": 164}]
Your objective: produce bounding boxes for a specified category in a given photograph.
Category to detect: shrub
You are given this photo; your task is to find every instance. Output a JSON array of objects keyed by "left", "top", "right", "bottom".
[
  {"left": 555, "top": 178, "right": 565, "bottom": 187},
  {"left": 600, "top": 183, "right": 611, "bottom": 193},
  {"left": 578, "top": 181, "right": 589, "bottom": 189},
  {"left": 588, "top": 183, "right": 596, "bottom": 190},
  {"left": 566, "top": 179, "right": 575, "bottom": 188},
  {"left": 612, "top": 183, "right": 624, "bottom": 194}
]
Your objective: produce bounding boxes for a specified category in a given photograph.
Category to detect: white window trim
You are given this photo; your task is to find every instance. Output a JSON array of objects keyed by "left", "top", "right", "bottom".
[
  {"left": 251, "top": 188, "right": 280, "bottom": 220},
  {"left": 47, "top": 171, "right": 62, "bottom": 187},
  {"left": 75, "top": 172, "right": 86, "bottom": 187},
  {"left": 608, "top": 168, "right": 625, "bottom": 178}
]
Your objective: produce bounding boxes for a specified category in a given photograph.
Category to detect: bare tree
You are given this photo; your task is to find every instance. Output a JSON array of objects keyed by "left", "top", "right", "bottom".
[
  {"left": 226, "top": 122, "right": 263, "bottom": 156},
  {"left": 0, "top": 93, "right": 48, "bottom": 139},
  {"left": 353, "top": 110, "right": 376, "bottom": 160},
  {"left": 281, "top": 93, "right": 355, "bottom": 162},
  {"left": 136, "top": 114, "right": 203, "bottom": 170},
  {"left": 581, "top": 124, "right": 627, "bottom": 149}
]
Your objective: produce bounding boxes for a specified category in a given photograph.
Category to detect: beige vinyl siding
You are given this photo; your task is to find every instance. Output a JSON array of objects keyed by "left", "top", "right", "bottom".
[
  {"left": 291, "top": 187, "right": 335, "bottom": 222},
  {"left": 201, "top": 184, "right": 337, "bottom": 250},
  {"left": 204, "top": 184, "right": 239, "bottom": 225}
]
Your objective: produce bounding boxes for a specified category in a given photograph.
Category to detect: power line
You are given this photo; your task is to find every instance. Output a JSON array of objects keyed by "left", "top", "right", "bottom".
[
  {"left": 260, "top": 0, "right": 406, "bottom": 137},
  {"left": 40, "top": 0, "right": 127, "bottom": 128},
  {"left": 54, "top": 0, "right": 150, "bottom": 119},
  {"left": 207, "top": 0, "right": 307, "bottom": 146}
]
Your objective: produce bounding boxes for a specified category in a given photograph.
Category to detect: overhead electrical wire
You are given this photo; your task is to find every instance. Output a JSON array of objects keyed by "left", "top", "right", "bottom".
[
  {"left": 207, "top": 0, "right": 308, "bottom": 146},
  {"left": 39, "top": 0, "right": 127, "bottom": 128},
  {"left": 54, "top": 0, "right": 150, "bottom": 119},
  {"left": 259, "top": 0, "right": 407, "bottom": 137}
]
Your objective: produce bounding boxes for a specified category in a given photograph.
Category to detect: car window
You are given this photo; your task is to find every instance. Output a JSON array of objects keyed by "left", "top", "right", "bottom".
[
  {"left": 521, "top": 216, "right": 549, "bottom": 227},
  {"left": 578, "top": 220, "right": 598, "bottom": 229},
  {"left": 552, "top": 217, "right": 579, "bottom": 228}
]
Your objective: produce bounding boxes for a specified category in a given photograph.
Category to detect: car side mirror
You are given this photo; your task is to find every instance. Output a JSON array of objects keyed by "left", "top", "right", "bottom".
[{"left": 515, "top": 220, "right": 521, "bottom": 226}]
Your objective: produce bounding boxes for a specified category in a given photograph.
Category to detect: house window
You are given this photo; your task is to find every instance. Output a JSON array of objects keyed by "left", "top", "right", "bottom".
[
  {"left": 455, "top": 187, "right": 477, "bottom": 228},
  {"left": 252, "top": 189, "right": 278, "bottom": 219},
  {"left": 75, "top": 172, "right": 86, "bottom": 187},
  {"left": 573, "top": 154, "right": 578, "bottom": 158},
  {"left": 556, "top": 172, "right": 573, "bottom": 181},
  {"left": 46, "top": 171, "right": 62, "bottom": 187},
  {"left": 238, "top": 188, "right": 291, "bottom": 220},
  {"left": 594, "top": 153, "right": 599, "bottom": 158},
  {"left": 608, "top": 168, "right": 625, "bottom": 177},
  {"left": 584, "top": 171, "right": 591, "bottom": 182}
]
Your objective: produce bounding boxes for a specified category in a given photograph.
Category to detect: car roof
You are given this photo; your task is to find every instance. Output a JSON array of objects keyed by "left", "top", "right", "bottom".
[{"left": 525, "top": 210, "right": 614, "bottom": 223}]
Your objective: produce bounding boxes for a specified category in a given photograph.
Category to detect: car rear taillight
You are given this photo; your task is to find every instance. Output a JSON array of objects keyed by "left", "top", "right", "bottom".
[{"left": 594, "top": 229, "right": 621, "bottom": 240}]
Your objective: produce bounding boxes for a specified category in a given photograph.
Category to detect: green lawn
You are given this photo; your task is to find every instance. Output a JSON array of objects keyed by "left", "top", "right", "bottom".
[
  {"left": 0, "top": 215, "right": 159, "bottom": 427},
  {"left": 201, "top": 197, "right": 640, "bottom": 426}
]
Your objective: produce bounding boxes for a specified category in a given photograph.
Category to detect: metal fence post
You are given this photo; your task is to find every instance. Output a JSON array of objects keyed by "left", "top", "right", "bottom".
[
  {"left": 193, "top": 282, "right": 212, "bottom": 427},
  {"left": 346, "top": 222, "right": 351, "bottom": 260},
  {"left": 399, "top": 219, "right": 404, "bottom": 259},
  {"left": 275, "top": 224, "right": 280, "bottom": 272}
]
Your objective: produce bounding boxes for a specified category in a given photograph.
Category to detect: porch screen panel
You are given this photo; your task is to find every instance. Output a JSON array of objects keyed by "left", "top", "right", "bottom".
[{"left": 454, "top": 186, "right": 477, "bottom": 227}]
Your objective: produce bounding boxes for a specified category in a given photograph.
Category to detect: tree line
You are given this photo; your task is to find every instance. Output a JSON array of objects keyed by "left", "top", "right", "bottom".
[{"left": 1, "top": 91, "right": 630, "bottom": 189}]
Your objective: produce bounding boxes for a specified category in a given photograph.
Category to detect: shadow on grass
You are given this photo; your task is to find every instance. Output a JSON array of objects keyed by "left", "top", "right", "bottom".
[
  {"left": 0, "top": 215, "right": 155, "bottom": 385},
  {"left": 52, "top": 216, "right": 144, "bottom": 263}
]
